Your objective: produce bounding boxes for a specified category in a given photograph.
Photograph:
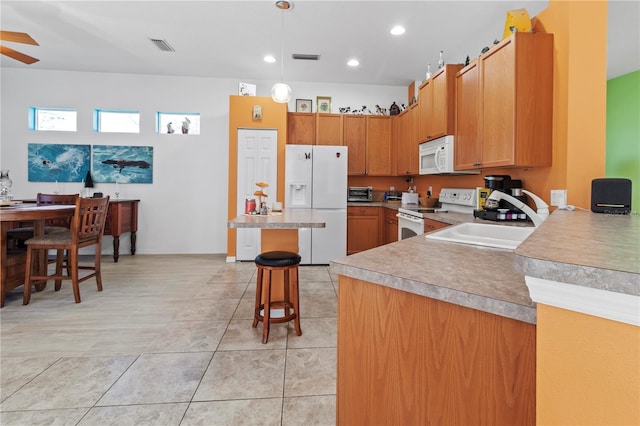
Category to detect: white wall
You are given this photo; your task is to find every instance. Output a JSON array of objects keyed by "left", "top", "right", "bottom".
[{"left": 1, "top": 68, "right": 405, "bottom": 255}]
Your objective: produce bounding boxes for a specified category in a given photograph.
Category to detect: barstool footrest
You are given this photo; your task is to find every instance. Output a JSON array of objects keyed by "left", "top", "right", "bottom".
[
  {"left": 252, "top": 252, "right": 302, "bottom": 343},
  {"left": 254, "top": 302, "right": 297, "bottom": 324}
]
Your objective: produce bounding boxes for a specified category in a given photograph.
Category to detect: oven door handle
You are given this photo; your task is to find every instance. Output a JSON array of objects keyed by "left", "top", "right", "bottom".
[{"left": 396, "top": 213, "right": 424, "bottom": 224}]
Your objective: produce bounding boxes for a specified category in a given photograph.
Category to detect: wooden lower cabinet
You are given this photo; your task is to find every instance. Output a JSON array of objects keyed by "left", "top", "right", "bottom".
[
  {"left": 383, "top": 208, "right": 398, "bottom": 244},
  {"left": 424, "top": 217, "right": 449, "bottom": 232},
  {"left": 337, "top": 276, "right": 536, "bottom": 425},
  {"left": 347, "top": 206, "right": 381, "bottom": 254}
]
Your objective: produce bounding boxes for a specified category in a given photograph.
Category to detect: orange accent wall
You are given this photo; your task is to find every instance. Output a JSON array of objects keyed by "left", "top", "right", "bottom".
[
  {"left": 530, "top": 0, "right": 607, "bottom": 209},
  {"left": 529, "top": 5, "right": 638, "bottom": 424},
  {"left": 227, "top": 96, "right": 287, "bottom": 258},
  {"left": 536, "top": 304, "right": 640, "bottom": 425}
]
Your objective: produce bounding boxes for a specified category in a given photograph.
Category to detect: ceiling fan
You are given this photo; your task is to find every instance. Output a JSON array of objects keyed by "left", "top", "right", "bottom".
[{"left": 0, "top": 30, "right": 39, "bottom": 64}]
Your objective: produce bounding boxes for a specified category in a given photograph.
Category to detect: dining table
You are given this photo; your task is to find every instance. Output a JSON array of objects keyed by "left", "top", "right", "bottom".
[{"left": 1, "top": 203, "right": 75, "bottom": 307}]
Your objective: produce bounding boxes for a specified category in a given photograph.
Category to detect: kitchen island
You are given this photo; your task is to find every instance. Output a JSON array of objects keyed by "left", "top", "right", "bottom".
[
  {"left": 227, "top": 208, "right": 327, "bottom": 230},
  {"left": 228, "top": 208, "right": 326, "bottom": 254},
  {"left": 228, "top": 208, "right": 327, "bottom": 300},
  {"left": 330, "top": 209, "right": 639, "bottom": 425}
]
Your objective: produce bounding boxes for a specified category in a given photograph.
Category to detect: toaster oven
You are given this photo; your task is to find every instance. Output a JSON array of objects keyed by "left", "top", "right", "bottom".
[{"left": 348, "top": 186, "right": 373, "bottom": 202}]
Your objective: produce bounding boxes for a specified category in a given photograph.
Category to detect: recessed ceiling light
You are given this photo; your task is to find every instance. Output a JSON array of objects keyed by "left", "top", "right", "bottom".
[
  {"left": 390, "top": 25, "right": 406, "bottom": 36},
  {"left": 347, "top": 59, "right": 359, "bottom": 67},
  {"left": 264, "top": 55, "right": 276, "bottom": 63}
]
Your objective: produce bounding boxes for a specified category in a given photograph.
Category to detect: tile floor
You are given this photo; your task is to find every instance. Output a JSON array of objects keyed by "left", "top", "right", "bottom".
[{"left": 0, "top": 254, "right": 338, "bottom": 425}]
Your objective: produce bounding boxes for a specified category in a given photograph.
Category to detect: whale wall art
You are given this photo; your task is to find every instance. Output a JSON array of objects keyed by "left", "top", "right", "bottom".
[
  {"left": 28, "top": 143, "right": 91, "bottom": 182},
  {"left": 92, "top": 145, "right": 153, "bottom": 183},
  {"left": 27, "top": 143, "right": 154, "bottom": 184}
]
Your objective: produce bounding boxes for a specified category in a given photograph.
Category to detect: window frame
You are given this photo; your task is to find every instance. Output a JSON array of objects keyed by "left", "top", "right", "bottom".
[
  {"left": 156, "top": 112, "right": 200, "bottom": 135},
  {"left": 93, "top": 109, "right": 141, "bottom": 133},
  {"left": 28, "top": 107, "right": 78, "bottom": 132}
]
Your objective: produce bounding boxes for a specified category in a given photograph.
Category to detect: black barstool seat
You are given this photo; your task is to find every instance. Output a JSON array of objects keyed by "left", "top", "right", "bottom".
[
  {"left": 252, "top": 251, "right": 302, "bottom": 343},
  {"left": 255, "top": 251, "right": 301, "bottom": 267}
]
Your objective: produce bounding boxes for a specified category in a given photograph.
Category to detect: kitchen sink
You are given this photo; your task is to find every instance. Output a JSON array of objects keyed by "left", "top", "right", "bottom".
[{"left": 424, "top": 222, "right": 534, "bottom": 250}]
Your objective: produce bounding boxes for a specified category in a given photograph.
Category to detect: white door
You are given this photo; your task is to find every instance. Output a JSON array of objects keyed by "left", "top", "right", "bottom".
[{"left": 236, "top": 128, "right": 278, "bottom": 261}]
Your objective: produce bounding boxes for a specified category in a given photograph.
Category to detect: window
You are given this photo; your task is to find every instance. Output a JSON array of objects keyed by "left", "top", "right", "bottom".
[
  {"left": 94, "top": 110, "right": 140, "bottom": 133},
  {"left": 29, "top": 107, "right": 77, "bottom": 131},
  {"left": 157, "top": 112, "right": 200, "bottom": 135}
]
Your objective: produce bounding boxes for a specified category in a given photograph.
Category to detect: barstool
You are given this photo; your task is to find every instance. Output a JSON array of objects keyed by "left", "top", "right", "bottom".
[{"left": 252, "top": 250, "right": 302, "bottom": 344}]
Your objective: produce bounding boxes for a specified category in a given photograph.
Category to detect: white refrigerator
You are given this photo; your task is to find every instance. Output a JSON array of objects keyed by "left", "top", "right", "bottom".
[{"left": 285, "top": 145, "right": 347, "bottom": 265}]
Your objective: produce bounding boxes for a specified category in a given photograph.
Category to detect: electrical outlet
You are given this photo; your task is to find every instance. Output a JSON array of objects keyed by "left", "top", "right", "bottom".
[{"left": 550, "top": 189, "right": 567, "bottom": 207}]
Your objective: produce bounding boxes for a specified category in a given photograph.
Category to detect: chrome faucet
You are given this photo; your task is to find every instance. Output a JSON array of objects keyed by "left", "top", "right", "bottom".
[{"left": 487, "top": 189, "right": 550, "bottom": 227}]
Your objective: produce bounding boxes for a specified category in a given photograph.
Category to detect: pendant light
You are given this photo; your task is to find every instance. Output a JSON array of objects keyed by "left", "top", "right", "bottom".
[{"left": 271, "top": 0, "right": 293, "bottom": 103}]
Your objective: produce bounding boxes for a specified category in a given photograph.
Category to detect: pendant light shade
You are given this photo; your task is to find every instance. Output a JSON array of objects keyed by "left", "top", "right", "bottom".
[
  {"left": 271, "top": 1, "right": 293, "bottom": 103},
  {"left": 271, "top": 82, "right": 292, "bottom": 103}
]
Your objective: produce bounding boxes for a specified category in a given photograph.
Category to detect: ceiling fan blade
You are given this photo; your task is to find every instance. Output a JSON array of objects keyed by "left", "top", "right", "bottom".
[
  {"left": 0, "top": 30, "right": 39, "bottom": 45},
  {"left": 0, "top": 45, "right": 39, "bottom": 64}
]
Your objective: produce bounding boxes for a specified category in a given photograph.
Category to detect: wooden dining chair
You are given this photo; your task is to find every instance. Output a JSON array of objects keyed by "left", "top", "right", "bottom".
[
  {"left": 23, "top": 196, "right": 110, "bottom": 304},
  {"left": 7, "top": 193, "right": 79, "bottom": 247}
]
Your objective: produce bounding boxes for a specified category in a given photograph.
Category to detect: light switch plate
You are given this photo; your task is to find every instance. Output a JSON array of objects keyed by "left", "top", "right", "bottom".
[{"left": 550, "top": 189, "right": 567, "bottom": 207}]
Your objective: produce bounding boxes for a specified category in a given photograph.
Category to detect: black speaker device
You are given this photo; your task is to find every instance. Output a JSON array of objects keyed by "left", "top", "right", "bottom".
[{"left": 591, "top": 178, "right": 632, "bottom": 214}]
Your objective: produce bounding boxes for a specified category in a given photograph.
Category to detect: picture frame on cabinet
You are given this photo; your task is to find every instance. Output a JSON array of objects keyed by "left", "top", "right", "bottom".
[
  {"left": 239, "top": 82, "right": 256, "bottom": 96},
  {"left": 296, "top": 99, "right": 312, "bottom": 113},
  {"left": 316, "top": 96, "right": 332, "bottom": 114}
]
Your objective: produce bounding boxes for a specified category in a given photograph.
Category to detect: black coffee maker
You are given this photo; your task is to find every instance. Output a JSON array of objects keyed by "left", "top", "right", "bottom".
[{"left": 474, "top": 175, "right": 528, "bottom": 221}]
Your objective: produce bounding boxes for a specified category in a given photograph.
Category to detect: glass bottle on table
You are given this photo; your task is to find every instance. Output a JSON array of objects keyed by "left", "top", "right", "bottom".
[{"left": 0, "top": 169, "right": 13, "bottom": 201}]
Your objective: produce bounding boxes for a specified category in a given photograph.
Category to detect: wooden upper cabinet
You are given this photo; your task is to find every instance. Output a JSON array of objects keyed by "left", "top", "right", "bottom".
[
  {"left": 479, "top": 32, "right": 553, "bottom": 168},
  {"left": 418, "top": 79, "right": 432, "bottom": 142},
  {"left": 287, "top": 112, "right": 315, "bottom": 145},
  {"left": 454, "top": 60, "right": 482, "bottom": 170},
  {"left": 316, "top": 113, "right": 343, "bottom": 145},
  {"left": 344, "top": 115, "right": 367, "bottom": 175},
  {"left": 366, "top": 116, "right": 395, "bottom": 176},
  {"left": 396, "top": 104, "right": 419, "bottom": 175},
  {"left": 418, "top": 64, "right": 463, "bottom": 142}
]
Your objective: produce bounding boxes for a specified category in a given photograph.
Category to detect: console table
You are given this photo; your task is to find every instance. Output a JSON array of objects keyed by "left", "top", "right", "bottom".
[{"left": 104, "top": 199, "right": 139, "bottom": 262}]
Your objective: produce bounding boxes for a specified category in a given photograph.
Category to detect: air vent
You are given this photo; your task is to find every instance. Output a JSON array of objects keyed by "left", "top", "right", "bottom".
[
  {"left": 149, "top": 38, "right": 175, "bottom": 52},
  {"left": 292, "top": 54, "right": 320, "bottom": 61}
]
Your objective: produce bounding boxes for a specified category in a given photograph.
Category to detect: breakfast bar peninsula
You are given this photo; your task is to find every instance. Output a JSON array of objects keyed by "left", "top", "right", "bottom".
[
  {"left": 227, "top": 208, "right": 326, "bottom": 253},
  {"left": 330, "top": 210, "right": 639, "bottom": 425},
  {"left": 228, "top": 208, "right": 326, "bottom": 303}
]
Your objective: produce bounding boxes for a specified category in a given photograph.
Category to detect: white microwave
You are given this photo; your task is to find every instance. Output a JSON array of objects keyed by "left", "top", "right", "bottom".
[{"left": 419, "top": 136, "right": 479, "bottom": 175}]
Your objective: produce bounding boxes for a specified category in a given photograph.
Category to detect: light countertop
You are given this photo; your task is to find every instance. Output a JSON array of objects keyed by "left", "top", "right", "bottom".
[
  {"left": 514, "top": 209, "right": 639, "bottom": 295},
  {"left": 228, "top": 208, "right": 327, "bottom": 229},
  {"left": 330, "top": 209, "right": 639, "bottom": 324}
]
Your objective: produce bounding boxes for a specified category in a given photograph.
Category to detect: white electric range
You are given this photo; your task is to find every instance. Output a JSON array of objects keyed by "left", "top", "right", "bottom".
[{"left": 397, "top": 188, "right": 476, "bottom": 240}]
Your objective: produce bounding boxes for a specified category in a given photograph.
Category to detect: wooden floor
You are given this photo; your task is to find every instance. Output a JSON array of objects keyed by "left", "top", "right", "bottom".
[{"left": 0, "top": 254, "right": 337, "bottom": 425}]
